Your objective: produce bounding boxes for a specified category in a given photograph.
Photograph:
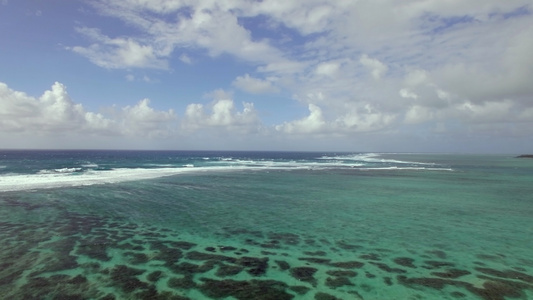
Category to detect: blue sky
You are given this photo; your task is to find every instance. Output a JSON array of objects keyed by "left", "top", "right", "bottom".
[{"left": 1, "top": 0, "right": 533, "bottom": 152}]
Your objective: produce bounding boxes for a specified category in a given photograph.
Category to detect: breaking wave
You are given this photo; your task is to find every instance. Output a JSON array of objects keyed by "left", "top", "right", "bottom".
[{"left": 0, "top": 153, "right": 452, "bottom": 192}]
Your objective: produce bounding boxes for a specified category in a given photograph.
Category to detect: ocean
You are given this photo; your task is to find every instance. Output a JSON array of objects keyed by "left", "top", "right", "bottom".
[{"left": 0, "top": 150, "right": 532, "bottom": 300}]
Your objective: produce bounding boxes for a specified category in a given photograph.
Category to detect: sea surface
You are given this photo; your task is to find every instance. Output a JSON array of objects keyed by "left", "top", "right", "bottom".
[{"left": 0, "top": 150, "right": 532, "bottom": 300}]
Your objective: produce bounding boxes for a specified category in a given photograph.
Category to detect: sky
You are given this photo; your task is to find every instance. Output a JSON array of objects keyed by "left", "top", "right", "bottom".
[{"left": 1, "top": 0, "right": 532, "bottom": 153}]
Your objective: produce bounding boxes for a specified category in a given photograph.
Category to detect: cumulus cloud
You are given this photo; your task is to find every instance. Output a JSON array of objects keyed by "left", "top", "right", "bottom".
[
  {"left": 120, "top": 99, "right": 176, "bottom": 137},
  {"left": 11, "top": 1, "right": 533, "bottom": 150},
  {"left": 360, "top": 54, "right": 388, "bottom": 80},
  {"left": 276, "top": 103, "right": 396, "bottom": 135},
  {"left": 314, "top": 61, "right": 341, "bottom": 78},
  {"left": 0, "top": 81, "right": 176, "bottom": 137},
  {"left": 232, "top": 74, "right": 279, "bottom": 94},
  {"left": 405, "top": 105, "right": 434, "bottom": 124},
  {"left": 399, "top": 89, "right": 418, "bottom": 100},
  {"left": 1, "top": 81, "right": 105, "bottom": 133},
  {"left": 275, "top": 104, "right": 326, "bottom": 134},
  {"left": 183, "top": 91, "right": 260, "bottom": 132}
]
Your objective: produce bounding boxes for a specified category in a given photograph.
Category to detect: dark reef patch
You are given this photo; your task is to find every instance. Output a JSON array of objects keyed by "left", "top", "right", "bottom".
[
  {"left": 475, "top": 267, "right": 533, "bottom": 283},
  {"left": 305, "top": 239, "right": 316, "bottom": 245},
  {"left": 427, "top": 250, "right": 447, "bottom": 259},
  {"left": 431, "top": 269, "right": 471, "bottom": 279},
  {"left": 124, "top": 252, "right": 150, "bottom": 265},
  {"left": 384, "top": 276, "right": 393, "bottom": 286},
  {"left": 325, "top": 276, "right": 353, "bottom": 288},
  {"left": 290, "top": 285, "right": 310, "bottom": 295},
  {"left": 304, "top": 250, "right": 327, "bottom": 256},
  {"left": 260, "top": 240, "right": 282, "bottom": 249},
  {"left": 151, "top": 242, "right": 183, "bottom": 265},
  {"left": 116, "top": 242, "right": 143, "bottom": 251},
  {"left": 369, "top": 262, "right": 406, "bottom": 274},
  {"left": 398, "top": 273, "right": 532, "bottom": 300},
  {"left": 360, "top": 253, "right": 380, "bottom": 261},
  {"left": 167, "top": 275, "right": 196, "bottom": 289},
  {"left": 476, "top": 254, "right": 504, "bottom": 262},
  {"left": 216, "top": 263, "right": 244, "bottom": 277},
  {"left": 315, "top": 292, "right": 342, "bottom": 300},
  {"left": 237, "top": 256, "right": 269, "bottom": 276},
  {"left": 328, "top": 261, "right": 364, "bottom": 269},
  {"left": 109, "top": 265, "right": 148, "bottom": 293},
  {"left": 218, "top": 245, "right": 237, "bottom": 252},
  {"left": 198, "top": 278, "right": 293, "bottom": 300},
  {"left": 185, "top": 251, "right": 236, "bottom": 264},
  {"left": 299, "top": 257, "right": 331, "bottom": 264},
  {"left": 168, "top": 241, "right": 197, "bottom": 250},
  {"left": 147, "top": 270, "right": 163, "bottom": 282},
  {"left": 466, "top": 279, "right": 527, "bottom": 300},
  {"left": 170, "top": 261, "right": 215, "bottom": 275},
  {"left": 268, "top": 233, "right": 300, "bottom": 245},
  {"left": 223, "top": 227, "right": 264, "bottom": 238},
  {"left": 450, "top": 291, "right": 467, "bottom": 298},
  {"left": 397, "top": 275, "right": 459, "bottom": 290},
  {"left": 422, "top": 260, "right": 455, "bottom": 269},
  {"left": 335, "top": 241, "right": 361, "bottom": 250},
  {"left": 326, "top": 270, "right": 357, "bottom": 277},
  {"left": 290, "top": 267, "right": 318, "bottom": 286},
  {"left": 275, "top": 260, "right": 290, "bottom": 271},
  {"left": 76, "top": 240, "right": 111, "bottom": 261},
  {"left": 394, "top": 257, "right": 416, "bottom": 268}
]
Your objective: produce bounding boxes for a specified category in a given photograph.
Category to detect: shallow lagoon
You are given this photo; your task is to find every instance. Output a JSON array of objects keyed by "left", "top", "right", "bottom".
[{"left": 0, "top": 152, "right": 532, "bottom": 299}]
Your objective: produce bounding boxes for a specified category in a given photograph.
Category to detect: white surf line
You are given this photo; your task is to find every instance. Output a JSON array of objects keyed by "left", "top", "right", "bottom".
[
  {"left": 0, "top": 164, "right": 302, "bottom": 192},
  {"left": 0, "top": 167, "right": 219, "bottom": 192}
]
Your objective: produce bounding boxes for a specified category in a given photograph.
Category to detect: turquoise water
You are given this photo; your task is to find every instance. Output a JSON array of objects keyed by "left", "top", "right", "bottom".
[{"left": 0, "top": 151, "right": 532, "bottom": 299}]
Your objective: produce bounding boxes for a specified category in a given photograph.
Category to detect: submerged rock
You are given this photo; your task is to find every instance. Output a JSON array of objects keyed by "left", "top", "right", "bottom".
[
  {"left": 393, "top": 257, "right": 416, "bottom": 268},
  {"left": 325, "top": 276, "right": 353, "bottom": 288},
  {"left": 315, "top": 292, "right": 342, "bottom": 300},
  {"left": 290, "top": 267, "right": 318, "bottom": 286},
  {"left": 198, "top": 278, "right": 293, "bottom": 300},
  {"left": 431, "top": 269, "right": 471, "bottom": 279}
]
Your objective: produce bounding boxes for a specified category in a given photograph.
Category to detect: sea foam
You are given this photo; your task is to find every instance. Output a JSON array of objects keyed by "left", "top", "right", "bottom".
[
  {"left": 0, "top": 167, "right": 228, "bottom": 192},
  {"left": 0, "top": 154, "right": 452, "bottom": 192}
]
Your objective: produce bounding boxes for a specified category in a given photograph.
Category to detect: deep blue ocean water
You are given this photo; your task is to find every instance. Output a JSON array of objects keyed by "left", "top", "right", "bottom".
[{"left": 0, "top": 150, "right": 532, "bottom": 299}]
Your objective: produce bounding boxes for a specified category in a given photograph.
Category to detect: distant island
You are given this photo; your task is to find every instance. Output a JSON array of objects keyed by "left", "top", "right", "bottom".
[{"left": 516, "top": 154, "right": 533, "bottom": 158}]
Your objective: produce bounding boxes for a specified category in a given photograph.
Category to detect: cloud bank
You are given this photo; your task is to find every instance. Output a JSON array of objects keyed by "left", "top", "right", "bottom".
[{"left": 2, "top": 0, "right": 533, "bottom": 152}]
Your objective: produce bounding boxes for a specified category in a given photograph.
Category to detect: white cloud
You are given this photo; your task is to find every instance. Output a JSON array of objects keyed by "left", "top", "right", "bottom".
[
  {"left": 275, "top": 104, "right": 326, "bottom": 134},
  {"left": 404, "top": 69, "right": 429, "bottom": 87},
  {"left": 232, "top": 74, "right": 279, "bottom": 94},
  {"left": 179, "top": 54, "right": 192, "bottom": 64},
  {"left": 0, "top": 81, "right": 114, "bottom": 134},
  {"left": 405, "top": 105, "right": 435, "bottom": 124},
  {"left": 399, "top": 89, "right": 418, "bottom": 100},
  {"left": 69, "top": 27, "right": 169, "bottom": 69},
  {"left": 276, "top": 103, "right": 396, "bottom": 135},
  {"left": 314, "top": 61, "right": 340, "bottom": 77},
  {"left": 334, "top": 104, "right": 397, "bottom": 133},
  {"left": 455, "top": 100, "right": 515, "bottom": 123},
  {"left": 183, "top": 91, "right": 260, "bottom": 132},
  {"left": 87, "top": 1, "right": 290, "bottom": 68},
  {"left": 0, "top": 81, "right": 176, "bottom": 138},
  {"left": 7, "top": 1, "right": 533, "bottom": 150},
  {"left": 360, "top": 54, "right": 388, "bottom": 80},
  {"left": 120, "top": 99, "right": 176, "bottom": 137}
]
